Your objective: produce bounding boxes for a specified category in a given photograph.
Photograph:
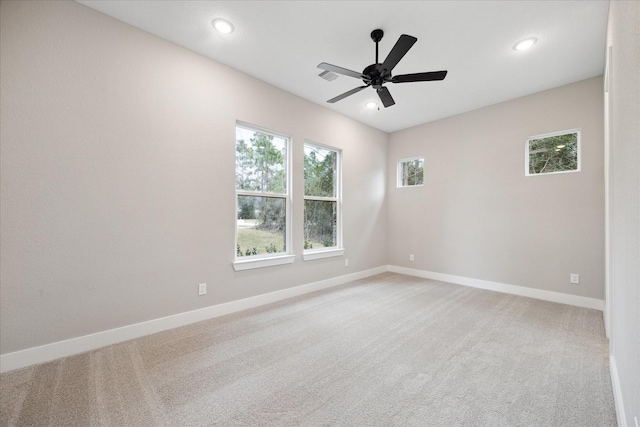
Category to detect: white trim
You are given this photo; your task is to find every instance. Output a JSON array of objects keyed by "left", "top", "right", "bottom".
[
  {"left": 388, "top": 265, "right": 604, "bottom": 311},
  {"left": 233, "top": 254, "right": 296, "bottom": 271},
  {"left": 304, "top": 196, "right": 337, "bottom": 202},
  {"left": 303, "top": 248, "right": 345, "bottom": 261},
  {"left": 0, "top": 266, "right": 387, "bottom": 373},
  {"left": 604, "top": 44, "right": 613, "bottom": 339},
  {"left": 610, "top": 355, "right": 628, "bottom": 427},
  {"left": 236, "top": 120, "right": 290, "bottom": 141},
  {"left": 235, "top": 190, "right": 287, "bottom": 198},
  {"left": 0, "top": 265, "right": 606, "bottom": 373}
]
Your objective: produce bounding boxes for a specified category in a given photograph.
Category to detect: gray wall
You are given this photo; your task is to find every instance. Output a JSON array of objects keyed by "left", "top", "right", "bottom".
[
  {"left": 606, "top": 0, "right": 640, "bottom": 424},
  {"left": 387, "top": 77, "right": 605, "bottom": 300},
  {"left": 0, "top": 1, "right": 388, "bottom": 354}
]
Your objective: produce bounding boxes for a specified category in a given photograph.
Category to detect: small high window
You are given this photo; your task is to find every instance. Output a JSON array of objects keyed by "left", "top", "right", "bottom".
[
  {"left": 398, "top": 157, "right": 424, "bottom": 187},
  {"left": 526, "top": 129, "right": 580, "bottom": 176}
]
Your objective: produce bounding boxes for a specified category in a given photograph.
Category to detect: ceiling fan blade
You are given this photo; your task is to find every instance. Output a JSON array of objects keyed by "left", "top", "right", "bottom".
[
  {"left": 377, "top": 86, "right": 395, "bottom": 108},
  {"left": 391, "top": 70, "right": 448, "bottom": 83},
  {"left": 380, "top": 34, "right": 417, "bottom": 74},
  {"left": 318, "top": 63, "right": 368, "bottom": 80},
  {"left": 327, "top": 85, "right": 370, "bottom": 103}
]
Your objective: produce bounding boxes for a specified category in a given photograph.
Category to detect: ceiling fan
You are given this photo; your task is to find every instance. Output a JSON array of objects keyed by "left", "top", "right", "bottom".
[{"left": 318, "top": 29, "right": 448, "bottom": 108}]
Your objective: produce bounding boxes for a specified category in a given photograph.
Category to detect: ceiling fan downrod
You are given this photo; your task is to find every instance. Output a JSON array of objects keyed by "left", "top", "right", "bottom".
[{"left": 371, "top": 29, "right": 384, "bottom": 65}]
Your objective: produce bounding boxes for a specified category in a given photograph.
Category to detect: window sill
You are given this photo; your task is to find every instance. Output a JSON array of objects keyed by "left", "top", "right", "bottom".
[
  {"left": 303, "top": 248, "right": 345, "bottom": 261},
  {"left": 233, "top": 255, "right": 296, "bottom": 271}
]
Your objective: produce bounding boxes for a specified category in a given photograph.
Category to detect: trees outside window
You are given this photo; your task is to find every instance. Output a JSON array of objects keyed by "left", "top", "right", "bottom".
[
  {"left": 304, "top": 143, "right": 341, "bottom": 251},
  {"left": 235, "top": 124, "right": 289, "bottom": 258},
  {"left": 398, "top": 157, "right": 424, "bottom": 187},
  {"left": 526, "top": 129, "right": 580, "bottom": 175}
]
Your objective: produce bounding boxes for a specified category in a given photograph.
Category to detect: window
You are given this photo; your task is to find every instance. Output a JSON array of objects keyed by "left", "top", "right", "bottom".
[
  {"left": 398, "top": 157, "right": 424, "bottom": 187},
  {"left": 526, "top": 129, "right": 580, "bottom": 176},
  {"left": 234, "top": 123, "right": 293, "bottom": 270},
  {"left": 303, "top": 142, "right": 343, "bottom": 260}
]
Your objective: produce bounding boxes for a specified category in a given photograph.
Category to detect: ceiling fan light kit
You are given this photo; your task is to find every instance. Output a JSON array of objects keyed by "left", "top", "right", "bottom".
[{"left": 318, "top": 29, "right": 448, "bottom": 108}]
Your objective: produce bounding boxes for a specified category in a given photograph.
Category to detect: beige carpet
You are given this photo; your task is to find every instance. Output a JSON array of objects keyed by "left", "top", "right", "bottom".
[{"left": 0, "top": 273, "right": 616, "bottom": 426}]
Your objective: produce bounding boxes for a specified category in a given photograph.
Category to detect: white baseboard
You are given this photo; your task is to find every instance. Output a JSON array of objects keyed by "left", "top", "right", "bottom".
[
  {"left": 0, "top": 266, "right": 387, "bottom": 373},
  {"left": 0, "top": 266, "right": 604, "bottom": 373},
  {"left": 610, "top": 355, "right": 628, "bottom": 427},
  {"left": 387, "top": 265, "right": 604, "bottom": 311}
]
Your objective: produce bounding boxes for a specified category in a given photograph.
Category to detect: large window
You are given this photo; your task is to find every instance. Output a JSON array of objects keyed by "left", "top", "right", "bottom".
[
  {"left": 526, "top": 129, "right": 580, "bottom": 176},
  {"left": 397, "top": 157, "right": 424, "bottom": 187},
  {"left": 234, "top": 123, "right": 293, "bottom": 270},
  {"left": 303, "top": 142, "right": 343, "bottom": 260}
]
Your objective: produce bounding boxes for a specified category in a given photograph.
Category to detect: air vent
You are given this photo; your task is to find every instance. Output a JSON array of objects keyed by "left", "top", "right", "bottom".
[{"left": 318, "top": 70, "right": 339, "bottom": 82}]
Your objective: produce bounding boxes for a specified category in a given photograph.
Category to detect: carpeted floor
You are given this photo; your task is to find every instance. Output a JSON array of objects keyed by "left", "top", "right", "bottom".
[{"left": 0, "top": 273, "right": 616, "bottom": 426}]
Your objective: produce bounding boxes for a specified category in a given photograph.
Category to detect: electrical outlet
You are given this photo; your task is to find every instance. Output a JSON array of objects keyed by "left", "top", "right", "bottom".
[
  {"left": 198, "top": 283, "right": 206, "bottom": 296},
  {"left": 409, "top": 254, "right": 414, "bottom": 262},
  {"left": 570, "top": 274, "right": 579, "bottom": 284},
  {"left": 345, "top": 259, "right": 349, "bottom": 267}
]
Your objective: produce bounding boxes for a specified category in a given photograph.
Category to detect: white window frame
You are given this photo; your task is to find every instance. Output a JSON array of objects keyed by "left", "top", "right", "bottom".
[
  {"left": 302, "top": 141, "right": 344, "bottom": 261},
  {"left": 233, "top": 122, "right": 294, "bottom": 271},
  {"left": 525, "top": 128, "right": 581, "bottom": 177},
  {"left": 397, "top": 157, "right": 425, "bottom": 188}
]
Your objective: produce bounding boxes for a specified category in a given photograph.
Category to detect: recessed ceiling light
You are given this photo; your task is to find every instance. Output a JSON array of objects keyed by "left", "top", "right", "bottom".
[
  {"left": 365, "top": 101, "right": 378, "bottom": 109},
  {"left": 513, "top": 37, "right": 537, "bottom": 51},
  {"left": 212, "top": 18, "right": 234, "bottom": 34}
]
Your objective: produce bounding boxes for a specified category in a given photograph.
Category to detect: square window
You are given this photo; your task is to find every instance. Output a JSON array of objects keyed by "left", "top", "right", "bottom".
[
  {"left": 398, "top": 157, "right": 424, "bottom": 187},
  {"left": 526, "top": 129, "right": 580, "bottom": 176}
]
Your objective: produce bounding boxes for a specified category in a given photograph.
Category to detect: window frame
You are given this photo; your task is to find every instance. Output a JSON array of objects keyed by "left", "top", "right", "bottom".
[
  {"left": 397, "top": 156, "right": 425, "bottom": 188},
  {"left": 233, "top": 122, "right": 294, "bottom": 271},
  {"left": 525, "top": 128, "right": 581, "bottom": 177},
  {"left": 302, "top": 141, "right": 344, "bottom": 261}
]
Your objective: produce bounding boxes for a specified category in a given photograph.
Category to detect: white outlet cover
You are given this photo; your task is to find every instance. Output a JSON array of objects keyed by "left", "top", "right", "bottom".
[
  {"left": 570, "top": 274, "right": 579, "bottom": 284},
  {"left": 198, "top": 283, "right": 206, "bottom": 295}
]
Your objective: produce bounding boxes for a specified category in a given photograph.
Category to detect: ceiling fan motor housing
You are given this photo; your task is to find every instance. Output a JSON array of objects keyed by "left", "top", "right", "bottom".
[{"left": 363, "top": 63, "right": 385, "bottom": 88}]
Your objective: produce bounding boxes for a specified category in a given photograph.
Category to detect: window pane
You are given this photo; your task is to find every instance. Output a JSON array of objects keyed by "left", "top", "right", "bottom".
[
  {"left": 237, "top": 195, "right": 286, "bottom": 256},
  {"left": 528, "top": 132, "right": 578, "bottom": 175},
  {"left": 236, "top": 127, "right": 287, "bottom": 193},
  {"left": 399, "top": 158, "right": 424, "bottom": 186},
  {"left": 304, "top": 145, "right": 336, "bottom": 197},
  {"left": 304, "top": 200, "right": 336, "bottom": 249}
]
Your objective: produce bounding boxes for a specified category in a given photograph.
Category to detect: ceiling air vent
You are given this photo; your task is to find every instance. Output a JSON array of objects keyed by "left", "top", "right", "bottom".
[{"left": 318, "top": 70, "right": 339, "bottom": 82}]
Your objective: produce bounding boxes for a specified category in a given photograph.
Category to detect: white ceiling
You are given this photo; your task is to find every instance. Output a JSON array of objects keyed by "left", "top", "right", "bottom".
[{"left": 76, "top": 1, "right": 609, "bottom": 133}]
